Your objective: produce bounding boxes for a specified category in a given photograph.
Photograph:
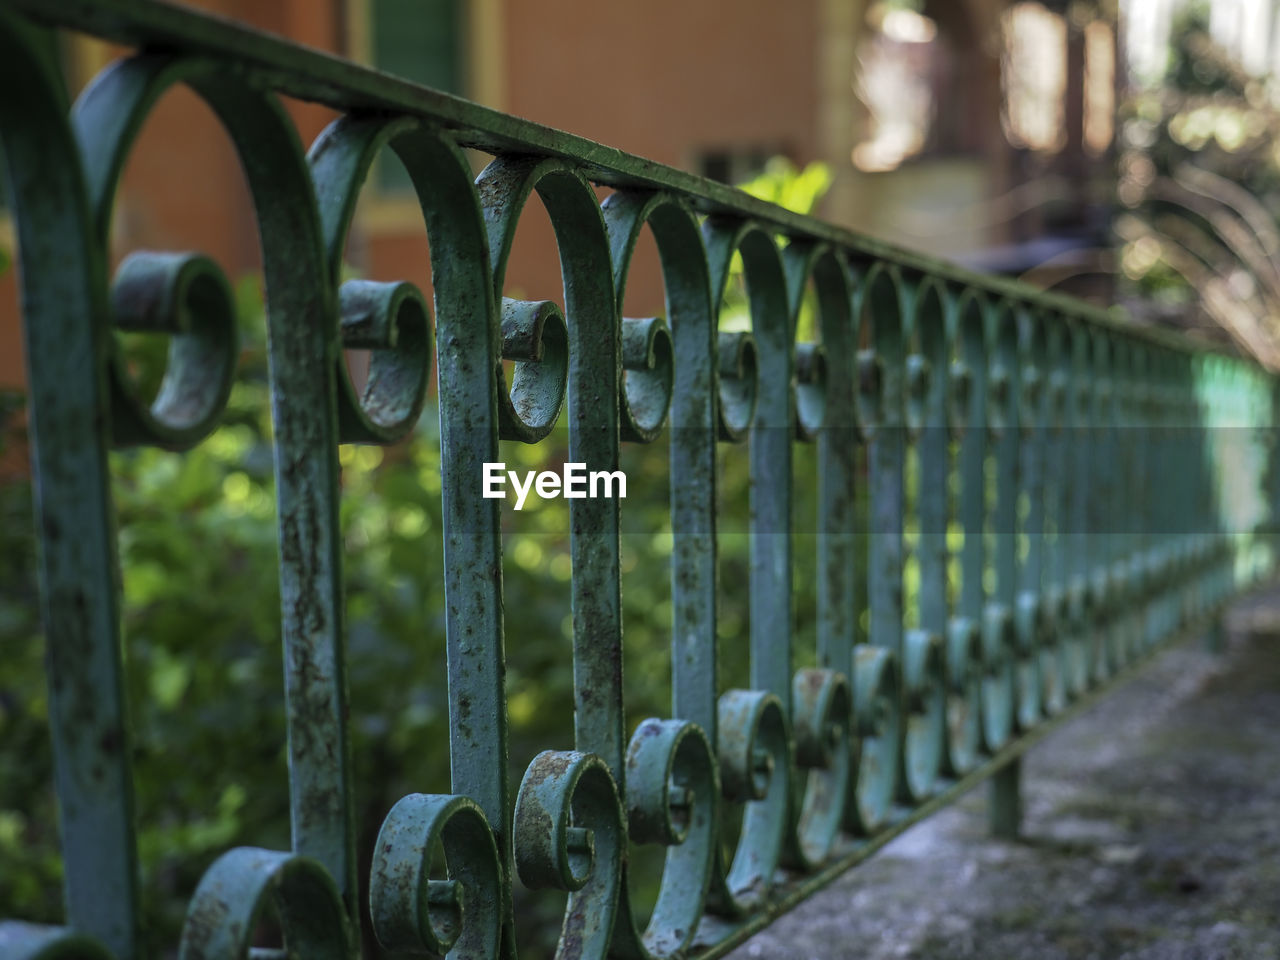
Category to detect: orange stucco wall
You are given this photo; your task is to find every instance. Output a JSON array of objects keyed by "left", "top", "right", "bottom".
[
  {"left": 1, "top": 0, "right": 824, "bottom": 390},
  {"left": 487, "top": 0, "right": 820, "bottom": 317},
  {"left": 501, "top": 0, "right": 819, "bottom": 164},
  {"left": 0, "top": 0, "right": 343, "bottom": 390}
]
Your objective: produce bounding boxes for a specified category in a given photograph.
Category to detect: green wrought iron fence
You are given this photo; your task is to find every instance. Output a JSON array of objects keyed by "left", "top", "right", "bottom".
[{"left": 1, "top": 2, "right": 1277, "bottom": 959}]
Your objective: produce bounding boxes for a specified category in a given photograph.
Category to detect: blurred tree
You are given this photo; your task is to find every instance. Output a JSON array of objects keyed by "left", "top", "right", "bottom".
[{"left": 1118, "top": 6, "right": 1280, "bottom": 365}]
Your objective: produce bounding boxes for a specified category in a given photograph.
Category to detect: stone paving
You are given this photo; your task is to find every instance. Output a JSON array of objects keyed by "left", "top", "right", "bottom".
[{"left": 730, "top": 591, "right": 1280, "bottom": 960}]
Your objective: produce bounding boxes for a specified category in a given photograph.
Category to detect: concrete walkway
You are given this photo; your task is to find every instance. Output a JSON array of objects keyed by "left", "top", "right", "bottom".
[{"left": 730, "top": 591, "right": 1280, "bottom": 960}]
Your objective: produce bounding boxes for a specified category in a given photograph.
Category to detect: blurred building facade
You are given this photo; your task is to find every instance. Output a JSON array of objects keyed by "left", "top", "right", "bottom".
[{"left": 0, "top": 0, "right": 1122, "bottom": 391}]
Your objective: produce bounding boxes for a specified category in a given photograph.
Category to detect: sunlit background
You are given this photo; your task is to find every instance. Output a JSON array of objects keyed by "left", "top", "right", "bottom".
[{"left": 844, "top": 0, "right": 1280, "bottom": 365}]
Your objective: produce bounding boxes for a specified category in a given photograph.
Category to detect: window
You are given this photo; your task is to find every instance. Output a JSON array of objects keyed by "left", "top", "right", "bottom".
[
  {"left": 1001, "top": 2, "right": 1068, "bottom": 153},
  {"left": 695, "top": 147, "right": 776, "bottom": 185},
  {"left": 852, "top": 1, "right": 993, "bottom": 171},
  {"left": 368, "top": 0, "right": 464, "bottom": 192},
  {"left": 852, "top": 2, "right": 940, "bottom": 172}
]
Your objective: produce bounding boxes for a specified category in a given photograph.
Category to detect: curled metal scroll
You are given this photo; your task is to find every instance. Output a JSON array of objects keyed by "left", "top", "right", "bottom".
[
  {"left": 616, "top": 719, "right": 719, "bottom": 959},
  {"left": 716, "top": 331, "right": 759, "bottom": 441},
  {"left": 790, "top": 667, "right": 853, "bottom": 866},
  {"left": 369, "top": 793, "right": 503, "bottom": 959},
  {"left": 0, "top": 926, "right": 115, "bottom": 960},
  {"left": 179, "top": 848, "right": 353, "bottom": 960},
  {"left": 307, "top": 114, "right": 438, "bottom": 444},
  {"left": 73, "top": 55, "right": 242, "bottom": 453},
  {"left": 619, "top": 315, "right": 674, "bottom": 443},
  {"left": 795, "top": 341, "right": 829, "bottom": 440},
  {"left": 848, "top": 646, "right": 901, "bottom": 835},
  {"left": 943, "top": 617, "right": 984, "bottom": 776},
  {"left": 335, "top": 278, "right": 432, "bottom": 442},
  {"left": 497, "top": 296, "right": 569, "bottom": 442},
  {"left": 514, "top": 751, "right": 625, "bottom": 960},
  {"left": 1013, "top": 592, "right": 1047, "bottom": 730},
  {"left": 705, "top": 220, "right": 784, "bottom": 447},
  {"left": 108, "top": 250, "right": 238, "bottom": 449},
  {"left": 600, "top": 191, "right": 689, "bottom": 446},
  {"left": 900, "top": 630, "right": 946, "bottom": 802},
  {"left": 1040, "top": 586, "right": 1071, "bottom": 714},
  {"left": 709, "top": 689, "right": 791, "bottom": 914},
  {"left": 981, "top": 603, "right": 1016, "bottom": 752}
]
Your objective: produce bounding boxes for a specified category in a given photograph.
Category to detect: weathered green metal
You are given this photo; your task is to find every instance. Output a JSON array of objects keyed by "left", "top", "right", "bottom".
[{"left": 2, "top": 2, "right": 1278, "bottom": 959}]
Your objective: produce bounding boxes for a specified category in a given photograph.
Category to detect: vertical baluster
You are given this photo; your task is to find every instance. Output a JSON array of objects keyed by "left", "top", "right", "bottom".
[
  {"left": 913, "top": 283, "right": 948, "bottom": 648},
  {"left": 987, "top": 304, "right": 1021, "bottom": 838},
  {"left": 1198, "top": 356, "right": 1218, "bottom": 621},
  {"left": 1171, "top": 353, "right": 1189, "bottom": 628},
  {"left": 1149, "top": 349, "right": 1172, "bottom": 644},
  {"left": 1089, "top": 333, "right": 1114, "bottom": 680},
  {"left": 802, "top": 251, "right": 858, "bottom": 724},
  {"left": 955, "top": 294, "right": 1009, "bottom": 753},
  {"left": 1067, "top": 327, "right": 1093, "bottom": 686},
  {"left": 1133, "top": 347, "right": 1155, "bottom": 652},
  {"left": 2, "top": 26, "right": 140, "bottom": 957},
  {"left": 1270, "top": 378, "right": 1280, "bottom": 572},
  {"left": 989, "top": 305, "right": 1022, "bottom": 722},
  {"left": 912, "top": 282, "right": 973, "bottom": 780},
  {"left": 477, "top": 160, "right": 631, "bottom": 960},
  {"left": 1015, "top": 308, "right": 1047, "bottom": 725},
  {"left": 1044, "top": 321, "right": 1073, "bottom": 700},
  {"left": 776, "top": 242, "right": 859, "bottom": 866},
  {"left": 746, "top": 239, "right": 795, "bottom": 707},
  {"left": 894, "top": 276, "right": 945, "bottom": 803},
  {"left": 604, "top": 191, "right": 721, "bottom": 742},
  {"left": 860, "top": 266, "right": 909, "bottom": 802},
  {"left": 248, "top": 113, "right": 357, "bottom": 920},
  {"left": 663, "top": 206, "right": 720, "bottom": 742},
  {"left": 480, "top": 161, "right": 625, "bottom": 775},
  {"left": 317, "top": 128, "right": 519, "bottom": 916},
  {"left": 701, "top": 221, "right": 793, "bottom": 914},
  {"left": 1189, "top": 354, "right": 1206, "bottom": 625},
  {"left": 1117, "top": 341, "right": 1141, "bottom": 662},
  {"left": 553, "top": 187, "right": 625, "bottom": 776},
  {"left": 865, "top": 269, "right": 905, "bottom": 664},
  {"left": 941, "top": 289, "right": 984, "bottom": 778}
]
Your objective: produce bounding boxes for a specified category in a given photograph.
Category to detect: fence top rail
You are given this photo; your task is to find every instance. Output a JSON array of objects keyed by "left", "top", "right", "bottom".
[{"left": 1, "top": 0, "right": 1256, "bottom": 364}]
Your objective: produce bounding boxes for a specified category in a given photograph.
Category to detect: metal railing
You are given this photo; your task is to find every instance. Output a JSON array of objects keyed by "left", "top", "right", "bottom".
[{"left": 1, "top": 2, "right": 1277, "bottom": 958}]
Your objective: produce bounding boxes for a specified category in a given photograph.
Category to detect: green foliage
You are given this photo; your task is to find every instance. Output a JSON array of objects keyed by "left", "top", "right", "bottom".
[
  {"left": 719, "top": 159, "right": 832, "bottom": 339},
  {"left": 0, "top": 394, "right": 64, "bottom": 926},
  {"left": 736, "top": 158, "right": 832, "bottom": 215}
]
